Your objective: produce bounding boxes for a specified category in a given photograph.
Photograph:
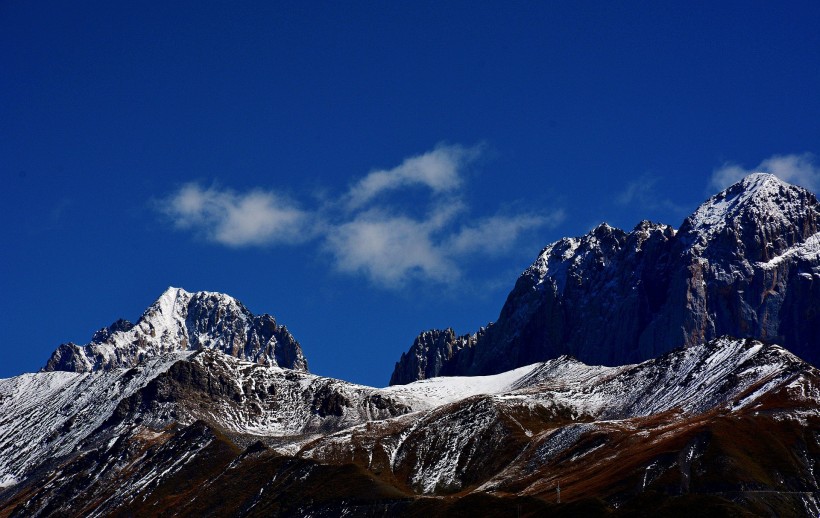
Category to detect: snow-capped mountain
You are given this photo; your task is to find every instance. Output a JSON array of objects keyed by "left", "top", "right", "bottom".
[
  {"left": 391, "top": 173, "right": 820, "bottom": 383},
  {"left": 43, "top": 287, "right": 308, "bottom": 372},
  {"left": 315, "top": 340, "right": 819, "bottom": 514},
  {"left": 1, "top": 338, "right": 817, "bottom": 516}
]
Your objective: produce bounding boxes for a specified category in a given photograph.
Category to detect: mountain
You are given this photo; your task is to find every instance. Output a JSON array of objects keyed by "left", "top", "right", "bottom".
[
  {"left": 391, "top": 173, "right": 820, "bottom": 384},
  {"left": 2, "top": 338, "right": 818, "bottom": 516},
  {"left": 43, "top": 287, "right": 308, "bottom": 372},
  {"left": 3, "top": 172, "right": 820, "bottom": 516}
]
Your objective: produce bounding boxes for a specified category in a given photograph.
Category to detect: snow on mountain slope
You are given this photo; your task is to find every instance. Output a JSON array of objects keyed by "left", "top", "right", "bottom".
[
  {"left": 0, "top": 352, "right": 389, "bottom": 487},
  {"left": 301, "top": 337, "right": 820, "bottom": 498},
  {"left": 756, "top": 231, "right": 820, "bottom": 270},
  {"left": 16, "top": 337, "right": 772, "bottom": 493},
  {"left": 0, "top": 353, "right": 192, "bottom": 484},
  {"left": 508, "top": 337, "right": 818, "bottom": 419},
  {"left": 2, "top": 336, "right": 818, "bottom": 516},
  {"left": 682, "top": 173, "right": 812, "bottom": 247},
  {"left": 383, "top": 363, "right": 541, "bottom": 407},
  {"left": 43, "top": 287, "right": 308, "bottom": 373},
  {"left": 101, "top": 350, "right": 549, "bottom": 443},
  {"left": 167, "top": 351, "right": 416, "bottom": 437},
  {"left": 0, "top": 348, "right": 545, "bottom": 488}
]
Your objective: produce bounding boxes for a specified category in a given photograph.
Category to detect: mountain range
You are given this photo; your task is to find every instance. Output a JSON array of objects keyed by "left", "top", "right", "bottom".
[
  {"left": 391, "top": 173, "right": 820, "bottom": 384},
  {"left": 1, "top": 173, "right": 819, "bottom": 516}
]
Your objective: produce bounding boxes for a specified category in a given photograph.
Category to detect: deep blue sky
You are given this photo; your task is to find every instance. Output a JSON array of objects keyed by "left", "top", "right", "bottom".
[{"left": 3, "top": 1, "right": 819, "bottom": 386}]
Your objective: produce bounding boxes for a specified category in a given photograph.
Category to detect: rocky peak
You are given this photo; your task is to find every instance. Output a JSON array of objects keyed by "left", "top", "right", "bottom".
[
  {"left": 626, "top": 221, "right": 675, "bottom": 252},
  {"left": 91, "top": 319, "right": 135, "bottom": 343},
  {"left": 590, "top": 221, "right": 620, "bottom": 239},
  {"left": 43, "top": 287, "right": 308, "bottom": 373},
  {"left": 139, "top": 287, "right": 248, "bottom": 335},
  {"left": 389, "top": 328, "right": 487, "bottom": 385},
  {"left": 680, "top": 173, "right": 820, "bottom": 261},
  {"left": 392, "top": 173, "right": 820, "bottom": 383},
  {"left": 524, "top": 223, "right": 629, "bottom": 292},
  {"left": 574, "top": 223, "right": 627, "bottom": 252},
  {"left": 631, "top": 220, "right": 675, "bottom": 236}
]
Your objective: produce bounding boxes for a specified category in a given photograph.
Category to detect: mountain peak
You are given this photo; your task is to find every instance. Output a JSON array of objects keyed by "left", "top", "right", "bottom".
[
  {"left": 143, "top": 287, "right": 244, "bottom": 326},
  {"left": 156, "top": 285, "right": 187, "bottom": 306},
  {"left": 679, "top": 173, "right": 820, "bottom": 261},
  {"left": 688, "top": 173, "right": 811, "bottom": 224},
  {"left": 737, "top": 171, "right": 786, "bottom": 189},
  {"left": 591, "top": 221, "right": 614, "bottom": 233},
  {"left": 43, "top": 287, "right": 308, "bottom": 373}
]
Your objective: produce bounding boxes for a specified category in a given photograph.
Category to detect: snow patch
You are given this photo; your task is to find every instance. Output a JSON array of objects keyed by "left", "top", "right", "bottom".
[
  {"left": 0, "top": 474, "right": 18, "bottom": 488},
  {"left": 382, "top": 363, "right": 542, "bottom": 407},
  {"left": 756, "top": 232, "right": 820, "bottom": 270}
]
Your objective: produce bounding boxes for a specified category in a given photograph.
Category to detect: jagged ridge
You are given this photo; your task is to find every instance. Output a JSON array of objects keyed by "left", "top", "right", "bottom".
[
  {"left": 43, "top": 287, "right": 308, "bottom": 373},
  {"left": 389, "top": 328, "right": 485, "bottom": 385},
  {"left": 391, "top": 173, "right": 820, "bottom": 383},
  {"left": 2, "top": 337, "right": 818, "bottom": 515}
]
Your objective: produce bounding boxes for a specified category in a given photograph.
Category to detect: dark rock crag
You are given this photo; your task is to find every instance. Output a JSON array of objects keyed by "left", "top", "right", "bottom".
[{"left": 391, "top": 173, "right": 820, "bottom": 383}]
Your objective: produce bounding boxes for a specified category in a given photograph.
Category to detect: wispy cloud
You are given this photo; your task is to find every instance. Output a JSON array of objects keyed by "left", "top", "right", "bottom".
[
  {"left": 158, "top": 184, "right": 313, "bottom": 247},
  {"left": 323, "top": 204, "right": 560, "bottom": 288},
  {"left": 157, "top": 143, "right": 564, "bottom": 288},
  {"left": 326, "top": 208, "right": 460, "bottom": 287},
  {"left": 711, "top": 153, "right": 820, "bottom": 192},
  {"left": 344, "top": 143, "right": 482, "bottom": 209},
  {"left": 447, "top": 211, "right": 564, "bottom": 256},
  {"left": 50, "top": 198, "right": 73, "bottom": 224},
  {"left": 617, "top": 175, "right": 660, "bottom": 206},
  {"left": 616, "top": 174, "right": 687, "bottom": 215}
]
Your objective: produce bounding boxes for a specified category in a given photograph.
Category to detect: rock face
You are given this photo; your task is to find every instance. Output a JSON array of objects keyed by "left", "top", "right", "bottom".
[
  {"left": 43, "top": 287, "right": 308, "bottom": 372},
  {"left": 389, "top": 328, "right": 484, "bottom": 385},
  {"left": 391, "top": 173, "right": 820, "bottom": 383}
]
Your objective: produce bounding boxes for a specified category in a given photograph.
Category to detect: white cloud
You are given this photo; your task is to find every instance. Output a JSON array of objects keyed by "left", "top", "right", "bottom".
[
  {"left": 323, "top": 205, "right": 564, "bottom": 287},
  {"left": 711, "top": 153, "right": 820, "bottom": 192},
  {"left": 709, "top": 164, "right": 748, "bottom": 192},
  {"left": 158, "top": 144, "right": 564, "bottom": 288},
  {"left": 617, "top": 175, "right": 660, "bottom": 206},
  {"left": 448, "top": 211, "right": 564, "bottom": 256},
  {"left": 325, "top": 209, "right": 459, "bottom": 287},
  {"left": 345, "top": 143, "right": 482, "bottom": 209},
  {"left": 159, "top": 183, "right": 313, "bottom": 247},
  {"left": 616, "top": 174, "right": 687, "bottom": 215}
]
